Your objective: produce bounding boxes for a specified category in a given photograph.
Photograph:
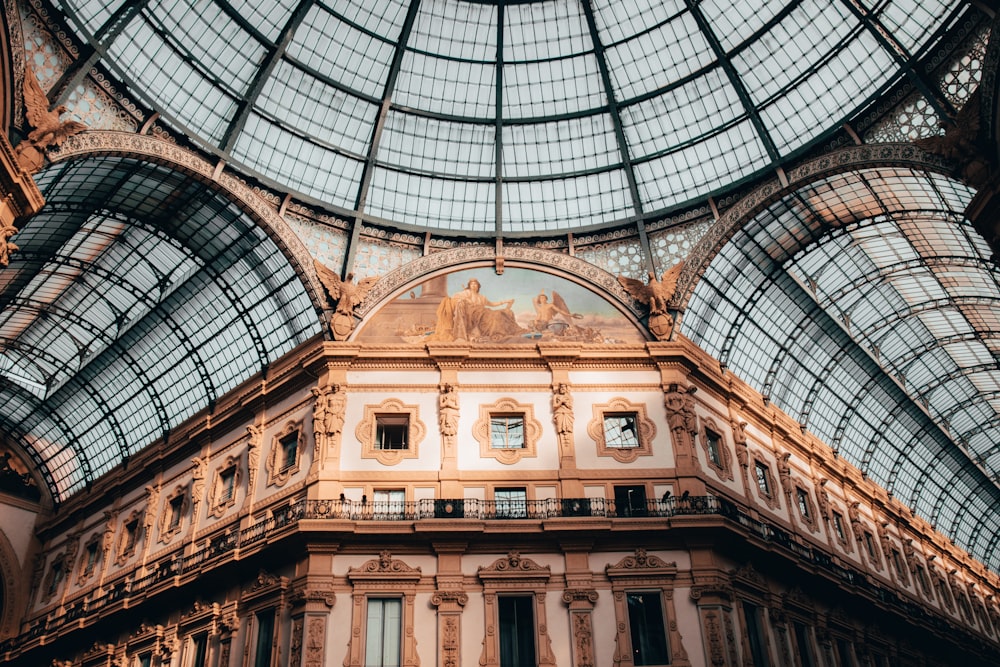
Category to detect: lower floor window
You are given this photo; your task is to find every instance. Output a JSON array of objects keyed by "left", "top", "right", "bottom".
[
  {"left": 254, "top": 610, "right": 275, "bottom": 667},
  {"left": 498, "top": 595, "right": 536, "bottom": 667},
  {"left": 366, "top": 597, "right": 402, "bottom": 667},
  {"left": 627, "top": 592, "right": 669, "bottom": 666}
]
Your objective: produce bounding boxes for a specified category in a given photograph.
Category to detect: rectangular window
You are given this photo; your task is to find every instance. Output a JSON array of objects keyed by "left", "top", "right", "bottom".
[
  {"left": 254, "top": 609, "right": 275, "bottom": 667},
  {"left": 495, "top": 488, "right": 527, "bottom": 519},
  {"left": 373, "top": 489, "right": 405, "bottom": 518},
  {"left": 123, "top": 519, "right": 139, "bottom": 554},
  {"left": 168, "top": 495, "right": 184, "bottom": 530},
  {"left": 280, "top": 431, "right": 299, "bottom": 471},
  {"left": 218, "top": 469, "right": 236, "bottom": 503},
  {"left": 793, "top": 621, "right": 815, "bottom": 667},
  {"left": 375, "top": 415, "right": 409, "bottom": 450},
  {"left": 139, "top": 654, "right": 152, "bottom": 667},
  {"left": 47, "top": 561, "right": 64, "bottom": 597},
  {"left": 743, "top": 601, "right": 770, "bottom": 667},
  {"left": 916, "top": 564, "right": 931, "bottom": 595},
  {"left": 615, "top": 485, "right": 648, "bottom": 517},
  {"left": 705, "top": 428, "right": 722, "bottom": 466},
  {"left": 832, "top": 512, "right": 846, "bottom": 541},
  {"left": 604, "top": 413, "right": 640, "bottom": 448},
  {"left": 627, "top": 592, "right": 669, "bottom": 666},
  {"left": 755, "top": 463, "right": 771, "bottom": 496},
  {"left": 366, "top": 598, "right": 402, "bottom": 667},
  {"left": 835, "top": 637, "right": 855, "bottom": 667},
  {"left": 190, "top": 632, "right": 208, "bottom": 667},
  {"left": 490, "top": 415, "right": 525, "bottom": 449},
  {"left": 498, "top": 596, "right": 535, "bottom": 667},
  {"left": 864, "top": 532, "right": 879, "bottom": 563},
  {"left": 82, "top": 542, "right": 99, "bottom": 577},
  {"left": 796, "top": 488, "right": 811, "bottom": 519}
]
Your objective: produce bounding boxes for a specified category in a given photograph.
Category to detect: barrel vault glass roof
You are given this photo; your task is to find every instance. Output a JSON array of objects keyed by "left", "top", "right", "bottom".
[
  {"left": 683, "top": 167, "right": 1000, "bottom": 570},
  {"left": 0, "top": 158, "right": 320, "bottom": 501},
  {"left": 49, "top": 0, "right": 965, "bottom": 233}
]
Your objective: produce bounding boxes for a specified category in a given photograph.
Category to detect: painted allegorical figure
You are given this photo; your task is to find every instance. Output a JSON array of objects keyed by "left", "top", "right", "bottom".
[{"left": 429, "top": 278, "right": 524, "bottom": 342}]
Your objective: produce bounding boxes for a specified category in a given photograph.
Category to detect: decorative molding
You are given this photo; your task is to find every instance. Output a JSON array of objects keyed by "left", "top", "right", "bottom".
[
  {"left": 478, "top": 552, "right": 555, "bottom": 667},
  {"left": 209, "top": 455, "right": 241, "bottom": 518},
  {"left": 473, "top": 397, "right": 542, "bottom": 464},
  {"left": 356, "top": 398, "right": 425, "bottom": 465},
  {"left": 266, "top": 420, "right": 305, "bottom": 488},
  {"left": 157, "top": 485, "right": 189, "bottom": 544},
  {"left": 700, "top": 417, "right": 734, "bottom": 481},
  {"left": 347, "top": 551, "right": 422, "bottom": 581},
  {"left": 353, "top": 247, "right": 645, "bottom": 320},
  {"left": 588, "top": 397, "right": 656, "bottom": 463}
]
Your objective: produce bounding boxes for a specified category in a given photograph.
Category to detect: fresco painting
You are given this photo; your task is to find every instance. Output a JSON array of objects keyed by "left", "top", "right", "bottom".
[{"left": 356, "top": 267, "right": 646, "bottom": 345}]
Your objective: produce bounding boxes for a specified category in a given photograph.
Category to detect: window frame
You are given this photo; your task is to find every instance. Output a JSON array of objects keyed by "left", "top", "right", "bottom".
[
  {"left": 210, "top": 455, "right": 242, "bottom": 518},
  {"left": 589, "top": 398, "right": 655, "bottom": 463},
  {"left": 357, "top": 399, "right": 425, "bottom": 465},
  {"left": 752, "top": 456, "right": 780, "bottom": 509},
  {"left": 625, "top": 590, "right": 671, "bottom": 666},
  {"left": 489, "top": 414, "right": 526, "bottom": 450},
  {"left": 478, "top": 552, "right": 556, "bottom": 667},
  {"left": 494, "top": 487, "right": 528, "bottom": 519},
  {"left": 699, "top": 417, "right": 734, "bottom": 481},
  {"left": 475, "top": 398, "right": 541, "bottom": 464},
  {"left": 267, "top": 421, "right": 306, "bottom": 487},
  {"left": 605, "top": 549, "right": 687, "bottom": 667},
  {"left": 344, "top": 552, "right": 421, "bottom": 667}
]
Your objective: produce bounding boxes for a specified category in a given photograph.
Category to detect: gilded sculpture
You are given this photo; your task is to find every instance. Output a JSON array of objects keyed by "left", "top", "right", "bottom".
[
  {"left": 14, "top": 64, "right": 87, "bottom": 174},
  {"left": 314, "top": 260, "right": 378, "bottom": 341},
  {"left": 617, "top": 261, "right": 684, "bottom": 340}
]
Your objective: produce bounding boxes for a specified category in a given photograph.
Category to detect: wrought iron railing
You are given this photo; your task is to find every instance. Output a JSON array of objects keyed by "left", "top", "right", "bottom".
[{"left": 2, "top": 494, "right": 987, "bottom": 656}]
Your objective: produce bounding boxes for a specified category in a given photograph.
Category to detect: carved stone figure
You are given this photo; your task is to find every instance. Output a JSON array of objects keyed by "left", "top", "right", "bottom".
[
  {"left": 14, "top": 64, "right": 87, "bottom": 173},
  {"left": 314, "top": 260, "right": 378, "bottom": 340},
  {"left": 552, "top": 383, "right": 573, "bottom": 436},
  {"left": 143, "top": 485, "right": 159, "bottom": 537},
  {"left": 438, "top": 383, "right": 459, "bottom": 437},
  {"left": 617, "top": 261, "right": 684, "bottom": 339},
  {"left": 190, "top": 456, "right": 207, "bottom": 519},
  {"left": 732, "top": 420, "right": 749, "bottom": 468},
  {"left": 246, "top": 424, "right": 262, "bottom": 494},
  {"left": 0, "top": 222, "right": 18, "bottom": 268}
]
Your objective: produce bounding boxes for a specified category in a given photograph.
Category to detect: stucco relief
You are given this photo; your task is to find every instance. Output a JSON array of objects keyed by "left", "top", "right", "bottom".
[{"left": 356, "top": 399, "right": 425, "bottom": 466}]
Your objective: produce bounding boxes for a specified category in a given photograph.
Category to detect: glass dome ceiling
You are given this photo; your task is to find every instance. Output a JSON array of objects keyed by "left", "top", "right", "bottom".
[{"left": 50, "top": 0, "right": 963, "bottom": 234}]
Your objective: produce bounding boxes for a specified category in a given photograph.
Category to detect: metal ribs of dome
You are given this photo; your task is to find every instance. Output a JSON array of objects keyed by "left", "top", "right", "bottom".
[{"left": 48, "top": 0, "right": 968, "bottom": 234}]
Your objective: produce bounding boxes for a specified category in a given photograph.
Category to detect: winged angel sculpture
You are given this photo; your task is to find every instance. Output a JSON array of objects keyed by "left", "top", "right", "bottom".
[
  {"left": 617, "top": 261, "right": 684, "bottom": 341},
  {"left": 14, "top": 64, "right": 87, "bottom": 173},
  {"left": 314, "top": 260, "right": 378, "bottom": 341}
]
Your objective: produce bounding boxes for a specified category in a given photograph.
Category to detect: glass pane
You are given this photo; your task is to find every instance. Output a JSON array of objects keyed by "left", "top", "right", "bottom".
[
  {"left": 627, "top": 592, "right": 669, "bottom": 665},
  {"left": 604, "top": 414, "right": 639, "bottom": 448},
  {"left": 491, "top": 416, "right": 525, "bottom": 449},
  {"left": 498, "top": 596, "right": 535, "bottom": 667},
  {"left": 366, "top": 598, "right": 402, "bottom": 667}
]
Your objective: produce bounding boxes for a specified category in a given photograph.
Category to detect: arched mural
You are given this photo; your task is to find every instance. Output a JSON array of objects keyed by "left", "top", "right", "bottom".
[{"left": 355, "top": 266, "right": 648, "bottom": 345}]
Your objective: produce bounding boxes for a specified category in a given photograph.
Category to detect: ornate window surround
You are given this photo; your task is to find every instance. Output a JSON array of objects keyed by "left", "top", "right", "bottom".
[
  {"left": 356, "top": 399, "right": 425, "bottom": 465},
  {"left": 115, "top": 509, "right": 143, "bottom": 566},
  {"left": 209, "top": 455, "right": 241, "bottom": 518},
  {"left": 830, "top": 508, "right": 852, "bottom": 552},
  {"left": 478, "top": 552, "right": 556, "bottom": 667},
  {"left": 604, "top": 549, "right": 689, "bottom": 667},
  {"left": 240, "top": 571, "right": 291, "bottom": 667},
  {"left": 343, "top": 551, "right": 422, "bottom": 667},
  {"left": 588, "top": 397, "right": 655, "bottom": 463},
  {"left": 794, "top": 485, "right": 818, "bottom": 533},
  {"left": 41, "top": 552, "right": 67, "bottom": 604},
  {"left": 266, "top": 420, "right": 306, "bottom": 487},
  {"left": 474, "top": 398, "right": 541, "bottom": 465},
  {"left": 158, "top": 485, "right": 189, "bottom": 544},
  {"left": 699, "top": 417, "right": 733, "bottom": 480},
  {"left": 77, "top": 532, "right": 102, "bottom": 585},
  {"left": 751, "top": 454, "right": 780, "bottom": 510}
]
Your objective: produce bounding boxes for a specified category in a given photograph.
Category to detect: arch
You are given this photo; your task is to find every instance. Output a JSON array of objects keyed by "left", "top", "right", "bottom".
[
  {"left": 672, "top": 143, "right": 955, "bottom": 312},
  {"left": 48, "top": 130, "right": 327, "bottom": 315}
]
